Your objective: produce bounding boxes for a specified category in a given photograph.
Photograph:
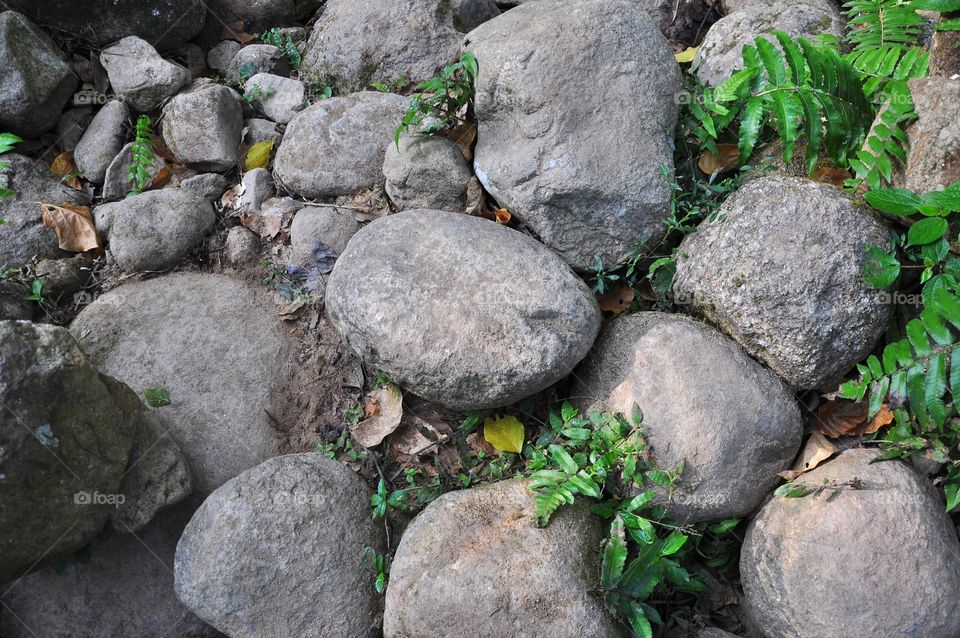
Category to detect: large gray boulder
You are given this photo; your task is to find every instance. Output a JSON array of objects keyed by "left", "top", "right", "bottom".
[
  {"left": 383, "top": 135, "right": 472, "bottom": 211},
  {"left": 74, "top": 100, "right": 130, "bottom": 184},
  {"left": 327, "top": 210, "right": 601, "bottom": 410},
  {"left": 175, "top": 454, "right": 385, "bottom": 637},
  {"left": 71, "top": 273, "right": 290, "bottom": 494},
  {"left": 466, "top": 0, "right": 681, "bottom": 270},
  {"left": 301, "top": 0, "right": 462, "bottom": 91},
  {"left": 895, "top": 77, "right": 960, "bottom": 193},
  {"left": 94, "top": 189, "right": 216, "bottom": 272},
  {"left": 0, "top": 10, "right": 79, "bottom": 137},
  {"left": 226, "top": 44, "right": 290, "bottom": 83},
  {"left": 673, "top": 176, "right": 891, "bottom": 390},
  {"left": 572, "top": 312, "right": 802, "bottom": 523},
  {"left": 243, "top": 73, "right": 305, "bottom": 124},
  {"left": 0, "top": 154, "right": 89, "bottom": 266},
  {"left": 100, "top": 37, "right": 191, "bottom": 113},
  {"left": 451, "top": 0, "right": 501, "bottom": 31},
  {"left": 741, "top": 449, "right": 960, "bottom": 638},
  {"left": 0, "top": 321, "right": 138, "bottom": 583},
  {"left": 274, "top": 91, "right": 407, "bottom": 198},
  {"left": 384, "top": 480, "right": 623, "bottom": 638},
  {"left": 162, "top": 83, "right": 243, "bottom": 172}
]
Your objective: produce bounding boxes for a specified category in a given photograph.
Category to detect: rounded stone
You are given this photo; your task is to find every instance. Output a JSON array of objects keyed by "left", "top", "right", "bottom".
[
  {"left": 290, "top": 206, "right": 361, "bottom": 261},
  {"left": 383, "top": 135, "right": 472, "bottom": 212}
]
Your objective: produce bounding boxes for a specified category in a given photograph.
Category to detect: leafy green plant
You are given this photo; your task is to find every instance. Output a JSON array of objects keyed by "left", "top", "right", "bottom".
[
  {"left": 0, "top": 132, "right": 21, "bottom": 200},
  {"left": 143, "top": 387, "right": 171, "bottom": 408},
  {"left": 847, "top": 79, "right": 916, "bottom": 190},
  {"left": 127, "top": 115, "right": 156, "bottom": 196},
  {"left": 395, "top": 51, "right": 477, "bottom": 145},
  {"left": 23, "top": 277, "right": 42, "bottom": 303},
  {"left": 361, "top": 546, "right": 391, "bottom": 594},
  {"left": 243, "top": 83, "right": 274, "bottom": 104},
  {"left": 258, "top": 27, "right": 302, "bottom": 69},
  {"left": 842, "top": 0, "right": 928, "bottom": 96},
  {"left": 371, "top": 477, "right": 410, "bottom": 518}
]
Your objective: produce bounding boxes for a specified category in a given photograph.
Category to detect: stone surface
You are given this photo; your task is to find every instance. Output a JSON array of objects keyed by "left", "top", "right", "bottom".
[
  {"left": 383, "top": 135, "right": 472, "bottom": 211},
  {"left": 223, "top": 226, "right": 261, "bottom": 266},
  {"left": 227, "top": 44, "right": 290, "bottom": 83},
  {"left": 181, "top": 173, "right": 230, "bottom": 202},
  {"left": 0, "top": 11, "right": 79, "bottom": 137},
  {"left": 694, "top": 1, "right": 845, "bottom": 87},
  {"left": 176, "top": 43, "right": 208, "bottom": 77},
  {"left": 673, "top": 176, "right": 891, "bottom": 389},
  {"left": 162, "top": 83, "right": 243, "bottom": 172},
  {"left": 929, "top": 30, "right": 960, "bottom": 78},
  {"left": 384, "top": 480, "right": 623, "bottom": 638},
  {"left": 302, "top": 0, "right": 462, "bottom": 90},
  {"left": 0, "top": 321, "right": 138, "bottom": 583},
  {"left": 573, "top": 312, "right": 801, "bottom": 522},
  {"left": 94, "top": 189, "right": 215, "bottom": 272},
  {"left": 451, "top": 0, "right": 502, "bottom": 31},
  {"left": 896, "top": 77, "right": 960, "bottom": 194},
  {"left": 741, "top": 449, "right": 960, "bottom": 638},
  {"left": 197, "top": 0, "right": 305, "bottom": 45},
  {"left": 100, "top": 37, "right": 191, "bottom": 113},
  {"left": 467, "top": 0, "right": 681, "bottom": 270},
  {"left": 102, "top": 141, "right": 167, "bottom": 201},
  {"left": 290, "top": 206, "right": 361, "bottom": 261},
  {"left": 35, "top": 255, "right": 90, "bottom": 298},
  {"left": 244, "top": 117, "right": 282, "bottom": 146},
  {"left": 74, "top": 100, "right": 130, "bottom": 184},
  {"left": 0, "top": 154, "right": 89, "bottom": 266},
  {"left": 722, "top": 0, "right": 840, "bottom": 16},
  {"left": 0, "top": 281, "right": 31, "bottom": 320},
  {"left": 57, "top": 107, "right": 94, "bottom": 152},
  {"left": 274, "top": 91, "right": 407, "bottom": 198},
  {"left": 208, "top": 40, "right": 242, "bottom": 75},
  {"left": 239, "top": 167, "right": 275, "bottom": 211},
  {"left": 71, "top": 273, "right": 289, "bottom": 494},
  {"left": 175, "top": 454, "right": 385, "bottom": 637},
  {"left": 244, "top": 73, "right": 305, "bottom": 124},
  {"left": 327, "top": 210, "right": 600, "bottom": 410}
]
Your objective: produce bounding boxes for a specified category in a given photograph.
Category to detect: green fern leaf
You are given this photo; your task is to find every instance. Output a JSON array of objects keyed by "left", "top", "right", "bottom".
[{"left": 738, "top": 96, "right": 765, "bottom": 165}]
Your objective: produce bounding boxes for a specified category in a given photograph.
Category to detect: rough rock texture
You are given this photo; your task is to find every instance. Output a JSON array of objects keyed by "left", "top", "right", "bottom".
[
  {"left": 929, "top": 30, "right": 960, "bottom": 78},
  {"left": 162, "top": 84, "right": 243, "bottom": 171},
  {"left": 244, "top": 73, "right": 305, "bottom": 124},
  {"left": 100, "top": 37, "right": 191, "bottom": 113},
  {"left": 0, "top": 502, "right": 221, "bottom": 637},
  {"left": 290, "top": 206, "right": 361, "bottom": 261},
  {"left": 301, "top": 0, "right": 462, "bottom": 90},
  {"left": 102, "top": 141, "right": 167, "bottom": 201},
  {"left": 238, "top": 167, "right": 275, "bottom": 211},
  {"left": 741, "top": 449, "right": 960, "bottom": 638},
  {"left": 722, "top": 0, "right": 840, "bottom": 16},
  {"left": 197, "top": 0, "right": 308, "bottom": 45},
  {"left": 673, "top": 177, "right": 891, "bottom": 389},
  {"left": 223, "top": 226, "right": 261, "bottom": 266},
  {"left": 74, "top": 100, "right": 130, "bottom": 184},
  {"left": 57, "top": 107, "right": 94, "bottom": 152},
  {"left": 384, "top": 480, "right": 623, "bottom": 638},
  {"left": 0, "top": 282, "right": 31, "bottom": 320},
  {"left": 244, "top": 117, "right": 282, "bottom": 146},
  {"left": 451, "top": 0, "right": 502, "bottom": 31},
  {"left": 208, "top": 40, "right": 241, "bottom": 75},
  {"left": 227, "top": 44, "right": 290, "bottom": 82},
  {"left": 0, "top": 10, "right": 79, "bottom": 136},
  {"left": 182, "top": 173, "right": 229, "bottom": 202},
  {"left": 572, "top": 312, "right": 802, "bottom": 522},
  {"left": 0, "top": 321, "right": 138, "bottom": 583},
  {"left": 3, "top": 0, "right": 206, "bottom": 50},
  {"left": 327, "top": 210, "right": 600, "bottom": 410},
  {"left": 0, "top": 154, "right": 89, "bottom": 265},
  {"left": 383, "top": 135, "right": 472, "bottom": 211},
  {"left": 176, "top": 43, "right": 208, "bottom": 77},
  {"left": 897, "top": 77, "right": 960, "bottom": 194},
  {"left": 695, "top": 1, "right": 844, "bottom": 86},
  {"left": 35, "top": 255, "right": 90, "bottom": 298},
  {"left": 467, "top": 0, "right": 681, "bottom": 270},
  {"left": 175, "top": 454, "right": 385, "bottom": 637},
  {"left": 274, "top": 91, "right": 407, "bottom": 198},
  {"left": 94, "top": 189, "right": 216, "bottom": 272},
  {"left": 71, "top": 273, "right": 289, "bottom": 494}
]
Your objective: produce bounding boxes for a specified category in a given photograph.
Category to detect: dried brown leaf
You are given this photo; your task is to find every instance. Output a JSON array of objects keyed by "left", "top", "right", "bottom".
[
  {"left": 698, "top": 143, "right": 739, "bottom": 175},
  {"left": 813, "top": 398, "right": 869, "bottom": 439},
  {"left": 596, "top": 283, "right": 635, "bottom": 314},
  {"left": 50, "top": 152, "right": 82, "bottom": 190},
  {"left": 351, "top": 385, "right": 403, "bottom": 448},
  {"left": 465, "top": 176, "right": 485, "bottom": 216},
  {"left": 445, "top": 122, "right": 477, "bottom": 161},
  {"left": 778, "top": 431, "right": 838, "bottom": 480},
  {"left": 38, "top": 203, "right": 100, "bottom": 252},
  {"left": 812, "top": 166, "right": 851, "bottom": 188},
  {"left": 864, "top": 403, "right": 894, "bottom": 435},
  {"left": 493, "top": 208, "right": 511, "bottom": 224}
]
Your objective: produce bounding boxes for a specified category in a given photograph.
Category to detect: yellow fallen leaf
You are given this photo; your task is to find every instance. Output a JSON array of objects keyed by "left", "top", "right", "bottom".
[
  {"left": 244, "top": 140, "right": 274, "bottom": 171},
  {"left": 38, "top": 203, "right": 100, "bottom": 252},
  {"left": 483, "top": 415, "right": 524, "bottom": 453},
  {"left": 675, "top": 47, "right": 698, "bottom": 63}
]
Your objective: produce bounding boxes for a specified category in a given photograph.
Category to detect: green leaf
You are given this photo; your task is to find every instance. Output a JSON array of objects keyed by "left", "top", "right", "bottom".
[
  {"left": 774, "top": 482, "right": 809, "bottom": 498},
  {"left": 601, "top": 515, "right": 628, "bottom": 588},
  {"left": 143, "top": 387, "right": 171, "bottom": 408},
  {"left": 483, "top": 415, "right": 525, "bottom": 453},
  {"left": 549, "top": 444, "right": 579, "bottom": 475},
  {"left": 738, "top": 96, "right": 765, "bottom": 165},
  {"left": 862, "top": 245, "right": 900, "bottom": 288},
  {"left": 907, "top": 217, "right": 948, "bottom": 246},
  {"left": 659, "top": 531, "right": 688, "bottom": 557},
  {"left": 645, "top": 469, "right": 671, "bottom": 488},
  {"left": 864, "top": 188, "right": 926, "bottom": 215}
]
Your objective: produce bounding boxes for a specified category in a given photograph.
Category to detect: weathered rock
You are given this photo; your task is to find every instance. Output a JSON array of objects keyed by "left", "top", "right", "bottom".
[
  {"left": 56, "top": 107, "right": 94, "bottom": 152},
  {"left": 175, "top": 454, "right": 384, "bottom": 637},
  {"left": 301, "top": 0, "right": 462, "bottom": 90},
  {"left": 181, "top": 173, "right": 229, "bottom": 202},
  {"left": 227, "top": 44, "right": 291, "bottom": 82},
  {"left": 74, "top": 100, "right": 130, "bottom": 184},
  {"left": 0, "top": 321, "right": 139, "bottom": 583},
  {"left": 327, "top": 210, "right": 600, "bottom": 410},
  {"left": 0, "top": 11, "right": 79, "bottom": 136},
  {"left": 94, "top": 189, "right": 215, "bottom": 272},
  {"left": 695, "top": 630, "right": 740, "bottom": 638},
  {"left": 694, "top": 1, "right": 844, "bottom": 87},
  {"left": 244, "top": 73, "right": 305, "bottom": 124},
  {"left": 467, "top": 0, "right": 681, "bottom": 270},
  {"left": 197, "top": 0, "right": 303, "bottom": 45},
  {"left": 100, "top": 37, "right": 191, "bottom": 113},
  {"left": 383, "top": 135, "right": 472, "bottom": 211},
  {"left": 451, "top": 0, "right": 501, "bottom": 31},
  {"left": 208, "top": 40, "right": 242, "bottom": 75},
  {"left": 0, "top": 154, "right": 89, "bottom": 266},
  {"left": 673, "top": 176, "right": 891, "bottom": 389},
  {"left": 741, "top": 449, "right": 960, "bottom": 638},
  {"left": 176, "top": 43, "right": 208, "bottom": 77},
  {"left": 290, "top": 206, "right": 361, "bottom": 261},
  {"left": 929, "top": 30, "right": 960, "bottom": 78},
  {"left": 162, "top": 83, "right": 243, "bottom": 172},
  {"left": 274, "top": 91, "right": 407, "bottom": 198},
  {"left": 71, "top": 273, "right": 289, "bottom": 494},
  {"left": 0, "top": 502, "right": 221, "bottom": 637},
  {"left": 3, "top": 0, "right": 206, "bottom": 50},
  {"left": 896, "top": 77, "right": 960, "bottom": 193},
  {"left": 0, "top": 281, "right": 31, "bottom": 319},
  {"left": 223, "top": 226, "right": 261, "bottom": 266},
  {"left": 244, "top": 117, "right": 282, "bottom": 146},
  {"left": 721, "top": 0, "right": 840, "bottom": 17},
  {"left": 238, "top": 167, "right": 275, "bottom": 211},
  {"left": 572, "top": 312, "right": 802, "bottom": 522},
  {"left": 384, "top": 480, "right": 623, "bottom": 638},
  {"left": 35, "top": 255, "right": 90, "bottom": 298},
  {"left": 102, "top": 141, "right": 166, "bottom": 201}
]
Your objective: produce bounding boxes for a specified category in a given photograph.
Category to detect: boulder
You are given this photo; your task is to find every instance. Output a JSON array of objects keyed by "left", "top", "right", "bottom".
[
  {"left": 71, "top": 273, "right": 289, "bottom": 494},
  {"left": 741, "top": 449, "right": 960, "bottom": 638},
  {"left": 227, "top": 44, "right": 290, "bottom": 83},
  {"left": 208, "top": 40, "right": 242, "bottom": 76},
  {"left": 175, "top": 454, "right": 385, "bottom": 637},
  {"left": 0, "top": 321, "right": 138, "bottom": 583},
  {"left": 223, "top": 226, "right": 261, "bottom": 266},
  {"left": 326, "top": 209, "right": 600, "bottom": 410},
  {"left": 94, "top": 189, "right": 215, "bottom": 272},
  {"left": 100, "top": 37, "right": 191, "bottom": 113},
  {"left": 274, "top": 91, "right": 407, "bottom": 198},
  {"left": 244, "top": 117, "right": 282, "bottom": 146},
  {"left": 56, "top": 107, "right": 94, "bottom": 152},
  {"left": 0, "top": 10, "right": 79, "bottom": 137},
  {"left": 572, "top": 312, "right": 802, "bottom": 522},
  {"left": 35, "top": 255, "right": 90, "bottom": 298},
  {"left": 0, "top": 281, "right": 31, "bottom": 320},
  {"left": 290, "top": 206, "right": 360, "bottom": 265},
  {"left": 673, "top": 176, "right": 891, "bottom": 389},
  {"left": 238, "top": 167, "right": 275, "bottom": 211},
  {"left": 451, "top": 0, "right": 501, "bottom": 31},
  {"left": 466, "top": 0, "right": 681, "bottom": 270},
  {"left": 0, "top": 154, "right": 89, "bottom": 266},
  {"left": 694, "top": 1, "right": 845, "bottom": 87},
  {"left": 301, "top": 0, "right": 462, "bottom": 90},
  {"left": 243, "top": 73, "right": 305, "bottom": 124},
  {"left": 176, "top": 43, "right": 208, "bottom": 77},
  {"left": 102, "top": 141, "right": 167, "bottom": 201},
  {"left": 197, "top": 0, "right": 303, "bottom": 46},
  {"left": 896, "top": 77, "right": 960, "bottom": 193},
  {"left": 384, "top": 480, "right": 623, "bottom": 637},
  {"left": 181, "top": 173, "right": 229, "bottom": 202},
  {"left": 383, "top": 135, "right": 472, "bottom": 211},
  {"left": 74, "top": 100, "right": 130, "bottom": 184},
  {"left": 722, "top": 0, "right": 840, "bottom": 16},
  {"left": 162, "top": 83, "right": 243, "bottom": 172}
]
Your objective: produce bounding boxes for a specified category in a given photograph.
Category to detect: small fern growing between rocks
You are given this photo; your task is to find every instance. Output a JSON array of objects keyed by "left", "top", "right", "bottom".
[
  {"left": 127, "top": 115, "right": 156, "bottom": 196},
  {"left": 842, "top": 0, "right": 928, "bottom": 95},
  {"left": 395, "top": 51, "right": 477, "bottom": 146}
]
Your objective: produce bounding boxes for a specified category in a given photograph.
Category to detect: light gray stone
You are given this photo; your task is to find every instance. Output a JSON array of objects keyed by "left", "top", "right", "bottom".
[
  {"left": 239, "top": 167, "right": 275, "bottom": 211},
  {"left": 102, "top": 141, "right": 166, "bottom": 201},
  {"left": 162, "top": 83, "right": 243, "bottom": 172},
  {"left": 244, "top": 73, "right": 305, "bottom": 124},
  {"left": 383, "top": 135, "right": 472, "bottom": 211},
  {"left": 227, "top": 44, "right": 290, "bottom": 83},
  {"left": 208, "top": 40, "right": 242, "bottom": 75},
  {"left": 181, "top": 173, "right": 229, "bottom": 202},
  {"left": 722, "top": 0, "right": 840, "bottom": 16},
  {"left": 244, "top": 117, "right": 282, "bottom": 146},
  {"left": 290, "top": 206, "right": 361, "bottom": 261},
  {"left": 896, "top": 77, "right": 960, "bottom": 194},
  {"left": 74, "top": 100, "right": 130, "bottom": 184},
  {"left": 223, "top": 226, "right": 261, "bottom": 266},
  {"left": 100, "top": 37, "right": 191, "bottom": 113}
]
